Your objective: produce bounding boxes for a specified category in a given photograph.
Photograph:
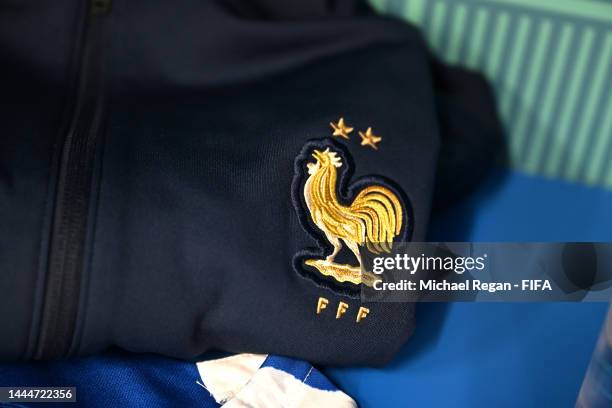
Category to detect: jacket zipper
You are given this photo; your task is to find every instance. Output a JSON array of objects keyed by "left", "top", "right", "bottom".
[{"left": 34, "top": 0, "right": 111, "bottom": 359}]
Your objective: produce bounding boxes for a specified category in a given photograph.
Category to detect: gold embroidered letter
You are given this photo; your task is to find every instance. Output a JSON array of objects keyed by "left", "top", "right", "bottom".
[
  {"left": 316, "top": 297, "right": 329, "bottom": 314},
  {"left": 356, "top": 307, "right": 370, "bottom": 323},
  {"left": 336, "top": 302, "right": 349, "bottom": 319}
]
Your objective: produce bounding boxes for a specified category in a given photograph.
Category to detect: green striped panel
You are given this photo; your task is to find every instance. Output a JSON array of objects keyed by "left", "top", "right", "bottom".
[{"left": 371, "top": 0, "right": 612, "bottom": 189}]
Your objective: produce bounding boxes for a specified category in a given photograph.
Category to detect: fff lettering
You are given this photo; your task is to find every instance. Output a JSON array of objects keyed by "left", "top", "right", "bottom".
[{"left": 316, "top": 297, "right": 369, "bottom": 323}]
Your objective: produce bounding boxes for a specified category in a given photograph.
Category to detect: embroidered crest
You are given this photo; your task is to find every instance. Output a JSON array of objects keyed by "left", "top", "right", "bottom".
[{"left": 292, "top": 138, "right": 411, "bottom": 293}]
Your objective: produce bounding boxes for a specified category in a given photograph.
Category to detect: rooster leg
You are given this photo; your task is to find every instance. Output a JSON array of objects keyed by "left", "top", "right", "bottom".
[
  {"left": 325, "top": 235, "right": 342, "bottom": 263},
  {"left": 343, "top": 239, "right": 363, "bottom": 268}
]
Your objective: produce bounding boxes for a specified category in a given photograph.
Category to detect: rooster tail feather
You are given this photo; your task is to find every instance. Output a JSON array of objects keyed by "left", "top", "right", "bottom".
[{"left": 350, "top": 186, "right": 403, "bottom": 253}]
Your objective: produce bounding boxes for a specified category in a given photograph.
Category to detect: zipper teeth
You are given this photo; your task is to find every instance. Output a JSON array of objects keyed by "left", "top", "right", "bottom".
[{"left": 34, "top": 0, "right": 108, "bottom": 359}]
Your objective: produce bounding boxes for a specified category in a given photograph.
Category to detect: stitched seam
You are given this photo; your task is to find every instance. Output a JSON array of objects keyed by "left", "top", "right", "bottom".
[{"left": 302, "top": 366, "right": 314, "bottom": 384}]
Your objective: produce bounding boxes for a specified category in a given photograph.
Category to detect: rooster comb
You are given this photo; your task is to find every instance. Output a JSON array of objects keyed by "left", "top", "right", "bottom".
[{"left": 312, "top": 148, "right": 342, "bottom": 167}]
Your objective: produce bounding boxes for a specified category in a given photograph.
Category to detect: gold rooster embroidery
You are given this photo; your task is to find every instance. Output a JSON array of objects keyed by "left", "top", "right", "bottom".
[{"left": 302, "top": 148, "right": 403, "bottom": 285}]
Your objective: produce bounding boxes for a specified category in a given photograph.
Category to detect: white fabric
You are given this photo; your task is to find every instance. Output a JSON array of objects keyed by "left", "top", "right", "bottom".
[
  {"left": 196, "top": 353, "right": 357, "bottom": 408},
  {"left": 223, "top": 366, "right": 357, "bottom": 408},
  {"left": 196, "top": 353, "right": 268, "bottom": 404}
]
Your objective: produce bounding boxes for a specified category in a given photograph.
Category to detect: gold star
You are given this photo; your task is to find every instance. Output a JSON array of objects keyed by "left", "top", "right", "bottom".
[
  {"left": 359, "top": 127, "right": 382, "bottom": 150},
  {"left": 330, "top": 117, "right": 354, "bottom": 139}
]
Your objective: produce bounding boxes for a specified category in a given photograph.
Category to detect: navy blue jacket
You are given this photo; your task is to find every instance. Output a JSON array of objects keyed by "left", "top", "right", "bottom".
[{"left": 0, "top": 0, "right": 502, "bottom": 365}]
